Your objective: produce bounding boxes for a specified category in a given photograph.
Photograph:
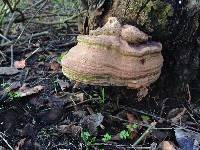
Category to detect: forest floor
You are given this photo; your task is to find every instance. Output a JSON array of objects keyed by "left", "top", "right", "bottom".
[{"left": 1, "top": 1, "right": 200, "bottom": 150}]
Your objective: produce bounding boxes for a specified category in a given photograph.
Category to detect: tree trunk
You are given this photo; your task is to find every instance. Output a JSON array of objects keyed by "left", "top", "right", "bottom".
[{"left": 80, "top": 0, "right": 200, "bottom": 100}]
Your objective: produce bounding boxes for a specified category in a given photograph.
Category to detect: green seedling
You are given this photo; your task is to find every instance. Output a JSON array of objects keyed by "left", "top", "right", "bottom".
[
  {"left": 126, "top": 123, "right": 139, "bottom": 132},
  {"left": 102, "top": 133, "right": 112, "bottom": 143},
  {"left": 1, "top": 83, "right": 21, "bottom": 100},
  {"left": 141, "top": 115, "right": 151, "bottom": 121},
  {"left": 119, "top": 130, "right": 130, "bottom": 140},
  {"left": 81, "top": 131, "right": 96, "bottom": 149},
  {"left": 99, "top": 87, "right": 106, "bottom": 104},
  {"left": 8, "top": 91, "right": 20, "bottom": 100}
]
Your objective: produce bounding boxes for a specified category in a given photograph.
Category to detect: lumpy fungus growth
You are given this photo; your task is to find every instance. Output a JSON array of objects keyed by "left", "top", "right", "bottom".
[{"left": 61, "top": 17, "right": 163, "bottom": 94}]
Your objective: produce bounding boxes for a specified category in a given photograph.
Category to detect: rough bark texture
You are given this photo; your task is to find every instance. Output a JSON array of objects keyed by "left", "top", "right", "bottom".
[{"left": 80, "top": 0, "right": 200, "bottom": 99}]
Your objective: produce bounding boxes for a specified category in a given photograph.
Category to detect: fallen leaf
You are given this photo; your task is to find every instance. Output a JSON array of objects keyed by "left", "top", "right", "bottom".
[
  {"left": 0, "top": 146, "right": 6, "bottom": 150},
  {"left": 50, "top": 61, "right": 61, "bottom": 71},
  {"left": 126, "top": 112, "right": 136, "bottom": 123},
  {"left": 167, "top": 108, "right": 187, "bottom": 123},
  {"left": 36, "top": 108, "right": 63, "bottom": 125},
  {"left": 72, "top": 110, "right": 87, "bottom": 118},
  {"left": 15, "top": 138, "right": 41, "bottom": 150},
  {"left": 75, "top": 93, "right": 85, "bottom": 102},
  {"left": 159, "top": 141, "right": 176, "bottom": 150},
  {"left": 175, "top": 128, "right": 200, "bottom": 150},
  {"left": 111, "top": 134, "right": 121, "bottom": 141},
  {"left": 21, "top": 123, "right": 36, "bottom": 138},
  {"left": 80, "top": 113, "right": 104, "bottom": 135},
  {"left": 56, "top": 79, "right": 70, "bottom": 91},
  {"left": 18, "top": 85, "right": 44, "bottom": 97},
  {"left": 58, "top": 124, "right": 82, "bottom": 136},
  {"left": 0, "top": 67, "right": 19, "bottom": 75},
  {"left": 9, "top": 81, "right": 21, "bottom": 90},
  {"left": 14, "top": 60, "right": 26, "bottom": 69},
  {"left": 15, "top": 138, "right": 26, "bottom": 150}
]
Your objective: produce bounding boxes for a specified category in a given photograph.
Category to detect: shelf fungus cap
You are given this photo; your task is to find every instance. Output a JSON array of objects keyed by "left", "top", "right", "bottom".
[
  {"left": 61, "top": 17, "right": 163, "bottom": 89},
  {"left": 121, "top": 25, "right": 148, "bottom": 44},
  {"left": 90, "top": 17, "right": 121, "bottom": 36}
]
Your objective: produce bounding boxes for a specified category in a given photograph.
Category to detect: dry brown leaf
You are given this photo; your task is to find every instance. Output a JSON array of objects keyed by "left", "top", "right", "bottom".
[
  {"left": 18, "top": 85, "right": 44, "bottom": 97},
  {"left": 126, "top": 113, "right": 139, "bottom": 140},
  {"left": 167, "top": 108, "right": 187, "bottom": 123},
  {"left": 160, "top": 141, "right": 176, "bottom": 150},
  {"left": 14, "top": 60, "right": 26, "bottom": 69},
  {"left": 8, "top": 81, "right": 21, "bottom": 90},
  {"left": 126, "top": 112, "right": 136, "bottom": 123},
  {"left": 75, "top": 93, "right": 85, "bottom": 102},
  {"left": 0, "top": 146, "right": 6, "bottom": 150},
  {"left": 56, "top": 79, "right": 70, "bottom": 91},
  {"left": 111, "top": 134, "right": 121, "bottom": 141},
  {"left": 15, "top": 138, "right": 41, "bottom": 150},
  {"left": 50, "top": 61, "right": 61, "bottom": 71},
  {"left": 58, "top": 124, "right": 82, "bottom": 136},
  {"left": 15, "top": 138, "right": 26, "bottom": 150}
]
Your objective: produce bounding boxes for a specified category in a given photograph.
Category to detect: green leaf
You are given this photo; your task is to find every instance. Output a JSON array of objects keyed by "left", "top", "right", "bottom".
[
  {"left": 141, "top": 115, "right": 151, "bottom": 121},
  {"left": 102, "top": 133, "right": 112, "bottom": 143},
  {"left": 119, "top": 130, "right": 130, "bottom": 140}
]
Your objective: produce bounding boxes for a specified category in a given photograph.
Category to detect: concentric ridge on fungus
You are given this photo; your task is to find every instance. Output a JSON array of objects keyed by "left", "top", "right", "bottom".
[{"left": 61, "top": 17, "right": 163, "bottom": 89}]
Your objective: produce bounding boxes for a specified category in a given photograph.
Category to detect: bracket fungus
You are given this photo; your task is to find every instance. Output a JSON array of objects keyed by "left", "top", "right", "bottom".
[{"left": 61, "top": 17, "right": 163, "bottom": 91}]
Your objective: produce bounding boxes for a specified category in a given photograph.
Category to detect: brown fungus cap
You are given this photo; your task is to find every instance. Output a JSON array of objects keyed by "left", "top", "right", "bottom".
[
  {"left": 121, "top": 25, "right": 148, "bottom": 44},
  {"left": 61, "top": 17, "right": 163, "bottom": 89}
]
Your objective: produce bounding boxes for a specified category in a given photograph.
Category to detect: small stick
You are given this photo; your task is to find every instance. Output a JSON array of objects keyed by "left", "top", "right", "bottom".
[
  {"left": 186, "top": 84, "right": 191, "bottom": 102},
  {"left": 10, "top": 45, "right": 13, "bottom": 67},
  {"left": 22, "top": 0, "right": 46, "bottom": 12},
  {"left": 14, "top": 0, "right": 48, "bottom": 44},
  {"left": 1, "top": 12, "right": 16, "bottom": 45},
  {"left": 94, "top": 143, "right": 152, "bottom": 149},
  {"left": 73, "top": 81, "right": 81, "bottom": 89},
  {"left": 0, "top": 33, "right": 11, "bottom": 42},
  {"left": 30, "top": 10, "right": 87, "bottom": 25},
  {"left": 0, "top": 132, "right": 14, "bottom": 150},
  {"left": 133, "top": 122, "right": 157, "bottom": 146},
  {"left": 0, "top": 31, "right": 49, "bottom": 47},
  {"left": 87, "top": 107, "right": 105, "bottom": 129},
  {"left": 65, "top": 98, "right": 98, "bottom": 109},
  {"left": 24, "top": 47, "right": 40, "bottom": 61}
]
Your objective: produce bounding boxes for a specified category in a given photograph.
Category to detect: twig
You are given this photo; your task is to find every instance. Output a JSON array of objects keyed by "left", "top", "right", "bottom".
[
  {"left": 94, "top": 143, "right": 153, "bottom": 149},
  {"left": 10, "top": 45, "right": 13, "bottom": 67},
  {"left": 28, "top": 31, "right": 49, "bottom": 37},
  {"left": 0, "top": 33, "right": 11, "bottom": 42},
  {"left": 3, "top": 13, "right": 77, "bottom": 24},
  {"left": 14, "top": 0, "right": 48, "bottom": 44},
  {"left": 1, "top": 12, "right": 16, "bottom": 45},
  {"left": 22, "top": 0, "right": 46, "bottom": 12},
  {"left": 30, "top": 10, "right": 87, "bottom": 25},
  {"left": 186, "top": 84, "right": 191, "bottom": 102},
  {"left": 0, "top": 31, "right": 49, "bottom": 47},
  {"left": 104, "top": 113, "right": 150, "bottom": 128},
  {"left": 28, "top": 33, "right": 33, "bottom": 48},
  {"left": 121, "top": 105, "right": 200, "bottom": 133},
  {"left": 121, "top": 105, "right": 163, "bottom": 121},
  {"left": 0, "top": 132, "right": 14, "bottom": 150},
  {"left": 65, "top": 98, "right": 99, "bottom": 109},
  {"left": 25, "top": 47, "right": 40, "bottom": 61},
  {"left": 0, "top": 33, "right": 8, "bottom": 58},
  {"left": 56, "top": 40, "right": 77, "bottom": 48},
  {"left": 133, "top": 122, "right": 157, "bottom": 147},
  {"left": 0, "top": 51, "right": 6, "bottom": 60}
]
